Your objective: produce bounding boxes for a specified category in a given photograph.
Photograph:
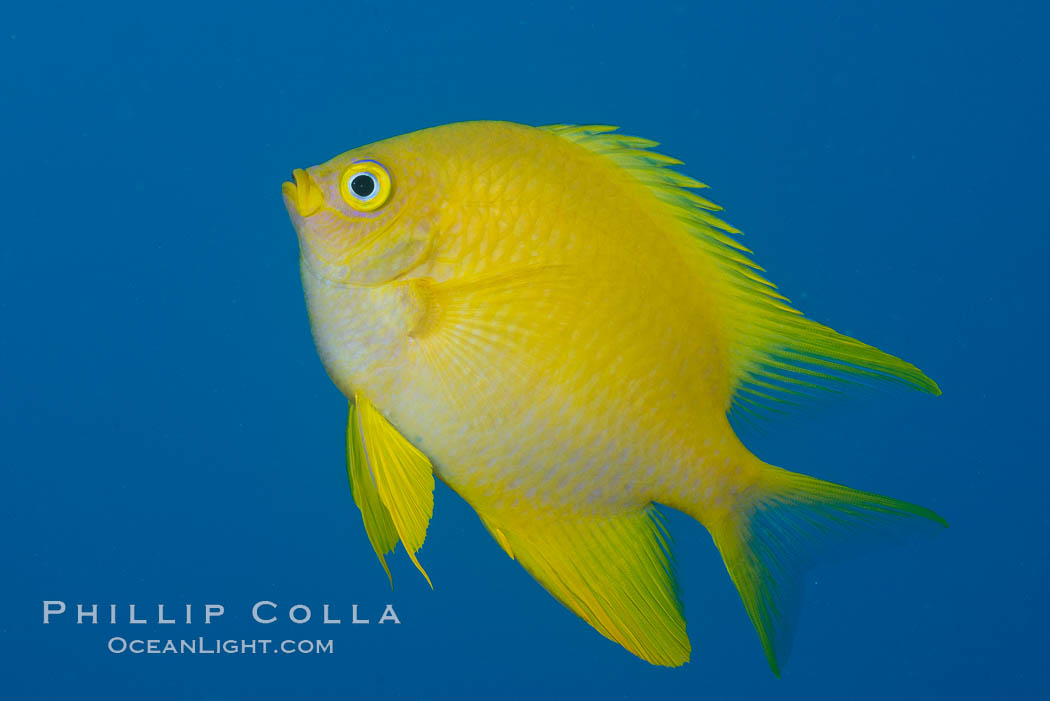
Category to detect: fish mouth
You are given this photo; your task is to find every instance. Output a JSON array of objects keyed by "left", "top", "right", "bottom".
[{"left": 282, "top": 168, "right": 325, "bottom": 217}]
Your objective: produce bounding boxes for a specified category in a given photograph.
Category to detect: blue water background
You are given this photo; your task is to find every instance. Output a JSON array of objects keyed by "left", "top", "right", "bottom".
[{"left": 2, "top": 1, "right": 1047, "bottom": 698}]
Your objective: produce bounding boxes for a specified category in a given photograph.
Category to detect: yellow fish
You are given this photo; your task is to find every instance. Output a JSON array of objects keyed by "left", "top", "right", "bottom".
[{"left": 282, "top": 121, "right": 945, "bottom": 674}]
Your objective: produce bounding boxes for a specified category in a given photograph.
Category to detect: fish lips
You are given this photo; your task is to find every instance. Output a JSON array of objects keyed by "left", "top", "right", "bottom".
[{"left": 282, "top": 168, "right": 325, "bottom": 221}]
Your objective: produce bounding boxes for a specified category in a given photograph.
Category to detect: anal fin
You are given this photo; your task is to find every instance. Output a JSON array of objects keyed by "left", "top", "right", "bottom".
[{"left": 479, "top": 507, "right": 689, "bottom": 667}]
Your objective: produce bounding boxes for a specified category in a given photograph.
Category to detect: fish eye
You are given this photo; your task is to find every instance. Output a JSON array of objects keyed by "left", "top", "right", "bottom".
[
  {"left": 340, "top": 160, "right": 392, "bottom": 212},
  {"left": 350, "top": 173, "right": 377, "bottom": 199}
]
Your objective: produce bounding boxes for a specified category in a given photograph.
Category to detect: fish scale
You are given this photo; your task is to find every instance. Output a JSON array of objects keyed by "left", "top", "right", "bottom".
[{"left": 283, "top": 120, "right": 945, "bottom": 674}]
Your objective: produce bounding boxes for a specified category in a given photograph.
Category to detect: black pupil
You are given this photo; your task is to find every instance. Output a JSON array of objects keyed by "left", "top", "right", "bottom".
[{"left": 351, "top": 174, "right": 376, "bottom": 198}]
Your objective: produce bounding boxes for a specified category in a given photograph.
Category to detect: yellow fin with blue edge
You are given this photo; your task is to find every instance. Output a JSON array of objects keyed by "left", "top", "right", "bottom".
[
  {"left": 347, "top": 396, "right": 435, "bottom": 587},
  {"left": 479, "top": 506, "right": 689, "bottom": 667},
  {"left": 711, "top": 463, "right": 947, "bottom": 676}
]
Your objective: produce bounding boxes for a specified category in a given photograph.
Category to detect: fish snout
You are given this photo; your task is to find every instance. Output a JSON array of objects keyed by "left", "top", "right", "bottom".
[{"left": 282, "top": 168, "right": 325, "bottom": 217}]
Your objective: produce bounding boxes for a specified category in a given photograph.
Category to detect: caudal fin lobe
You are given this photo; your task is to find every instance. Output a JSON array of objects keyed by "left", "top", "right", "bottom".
[{"left": 710, "top": 465, "right": 947, "bottom": 676}]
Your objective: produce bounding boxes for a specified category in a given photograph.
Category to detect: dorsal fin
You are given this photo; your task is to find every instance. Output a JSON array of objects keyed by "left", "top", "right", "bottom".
[{"left": 541, "top": 124, "right": 940, "bottom": 416}]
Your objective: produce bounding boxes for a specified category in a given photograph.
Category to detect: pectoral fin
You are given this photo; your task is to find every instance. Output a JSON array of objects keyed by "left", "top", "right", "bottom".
[
  {"left": 346, "top": 396, "right": 436, "bottom": 587},
  {"left": 479, "top": 507, "right": 689, "bottom": 666},
  {"left": 403, "top": 266, "right": 576, "bottom": 416}
]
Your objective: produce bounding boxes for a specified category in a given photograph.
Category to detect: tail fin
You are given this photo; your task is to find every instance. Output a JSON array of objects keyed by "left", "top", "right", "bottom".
[{"left": 710, "top": 465, "right": 947, "bottom": 676}]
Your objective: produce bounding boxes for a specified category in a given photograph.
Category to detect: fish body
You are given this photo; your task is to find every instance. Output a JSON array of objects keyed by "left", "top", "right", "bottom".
[{"left": 283, "top": 121, "right": 944, "bottom": 673}]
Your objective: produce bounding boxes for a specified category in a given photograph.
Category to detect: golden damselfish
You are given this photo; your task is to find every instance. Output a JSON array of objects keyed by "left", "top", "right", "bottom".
[{"left": 282, "top": 121, "right": 945, "bottom": 674}]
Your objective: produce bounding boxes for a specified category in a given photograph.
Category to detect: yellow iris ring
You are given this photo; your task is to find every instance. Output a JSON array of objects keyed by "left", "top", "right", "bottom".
[{"left": 340, "top": 161, "right": 392, "bottom": 212}]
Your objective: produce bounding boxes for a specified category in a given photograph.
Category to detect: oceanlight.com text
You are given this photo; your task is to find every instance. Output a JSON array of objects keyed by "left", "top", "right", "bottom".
[{"left": 107, "top": 637, "right": 334, "bottom": 655}]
